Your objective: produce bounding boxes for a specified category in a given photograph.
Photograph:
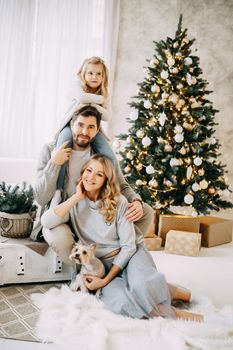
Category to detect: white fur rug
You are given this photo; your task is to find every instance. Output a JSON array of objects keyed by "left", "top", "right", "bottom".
[{"left": 31, "top": 285, "right": 233, "bottom": 350}]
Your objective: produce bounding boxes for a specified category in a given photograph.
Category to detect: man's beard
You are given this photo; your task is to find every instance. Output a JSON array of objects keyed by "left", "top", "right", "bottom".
[{"left": 73, "top": 135, "right": 91, "bottom": 148}]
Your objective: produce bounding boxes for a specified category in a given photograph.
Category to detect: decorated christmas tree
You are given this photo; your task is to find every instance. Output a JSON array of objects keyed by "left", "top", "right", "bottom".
[{"left": 117, "top": 15, "right": 232, "bottom": 216}]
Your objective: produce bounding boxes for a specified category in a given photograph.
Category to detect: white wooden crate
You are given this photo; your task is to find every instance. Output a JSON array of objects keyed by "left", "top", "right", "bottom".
[{"left": 0, "top": 237, "right": 74, "bottom": 285}]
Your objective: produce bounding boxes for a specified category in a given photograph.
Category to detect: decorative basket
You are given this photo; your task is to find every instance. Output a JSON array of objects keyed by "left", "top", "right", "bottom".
[{"left": 0, "top": 210, "right": 36, "bottom": 238}]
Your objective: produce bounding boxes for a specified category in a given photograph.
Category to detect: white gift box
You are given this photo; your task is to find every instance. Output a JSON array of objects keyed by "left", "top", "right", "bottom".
[{"left": 165, "top": 230, "right": 201, "bottom": 256}]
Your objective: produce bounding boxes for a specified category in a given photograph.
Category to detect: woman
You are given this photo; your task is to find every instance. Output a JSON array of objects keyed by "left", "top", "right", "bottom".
[{"left": 41, "top": 154, "right": 203, "bottom": 321}]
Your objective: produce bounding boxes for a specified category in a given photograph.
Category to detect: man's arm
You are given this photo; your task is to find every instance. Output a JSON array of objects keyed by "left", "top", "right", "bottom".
[
  {"left": 34, "top": 142, "right": 61, "bottom": 206},
  {"left": 114, "top": 161, "right": 142, "bottom": 203}
]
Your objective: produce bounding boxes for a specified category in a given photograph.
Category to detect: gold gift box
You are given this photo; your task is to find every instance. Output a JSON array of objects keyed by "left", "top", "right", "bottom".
[
  {"left": 158, "top": 214, "right": 200, "bottom": 246},
  {"left": 199, "top": 216, "right": 233, "bottom": 247},
  {"left": 165, "top": 230, "right": 201, "bottom": 256},
  {"left": 144, "top": 236, "right": 162, "bottom": 251}
]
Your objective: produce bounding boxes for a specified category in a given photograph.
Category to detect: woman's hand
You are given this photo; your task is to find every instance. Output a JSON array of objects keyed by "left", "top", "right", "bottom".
[
  {"left": 83, "top": 275, "right": 105, "bottom": 290},
  {"left": 73, "top": 180, "right": 86, "bottom": 203}
]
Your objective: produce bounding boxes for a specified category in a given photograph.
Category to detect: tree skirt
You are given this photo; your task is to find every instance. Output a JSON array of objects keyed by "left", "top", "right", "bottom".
[{"left": 32, "top": 285, "right": 233, "bottom": 350}]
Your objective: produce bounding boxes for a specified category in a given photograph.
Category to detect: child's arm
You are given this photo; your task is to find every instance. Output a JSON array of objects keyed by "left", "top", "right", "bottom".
[{"left": 90, "top": 103, "right": 109, "bottom": 121}]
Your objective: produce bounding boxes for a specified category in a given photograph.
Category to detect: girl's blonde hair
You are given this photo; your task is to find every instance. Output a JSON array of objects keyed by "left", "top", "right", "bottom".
[
  {"left": 77, "top": 56, "right": 109, "bottom": 99},
  {"left": 80, "top": 155, "right": 120, "bottom": 223}
]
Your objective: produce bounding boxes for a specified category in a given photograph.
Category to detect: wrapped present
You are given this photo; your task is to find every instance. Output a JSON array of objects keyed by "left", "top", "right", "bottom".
[
  {"left": 199, "top": 216, "right": 233, "bottom": 247},
  {"left": 158, "top": 214, "right": 200, "bottom": 246},
  {"left": 144, "top": 210, "right": 160, "bottom": 238},
  {"left": 144, "top": 236, "right": 162, "bottom": 251},
  {"left": 165, "top": 230, "right": 201, "bottom": 256}
]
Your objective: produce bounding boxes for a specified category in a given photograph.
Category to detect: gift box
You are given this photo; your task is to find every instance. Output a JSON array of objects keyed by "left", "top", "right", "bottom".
[
  {"left": 199, "top": 216, "right": 233, "bottom": 247},
  {"left": 144, "top": 210, "right": 160, "bottom": 238},
  {"left": 144, "top": 236, "right": 162, "bottom": 251},
  {"left": 158, "top": 214, "right": 200, "bottom": 246},
  {"left": 165, "top": 230, "right": 201, "bottom": 256}
]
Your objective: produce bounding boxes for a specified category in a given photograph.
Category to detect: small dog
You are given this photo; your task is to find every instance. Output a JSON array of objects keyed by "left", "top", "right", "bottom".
[{"left": 69, "top": 242, "right": 105, "bottom": 297}]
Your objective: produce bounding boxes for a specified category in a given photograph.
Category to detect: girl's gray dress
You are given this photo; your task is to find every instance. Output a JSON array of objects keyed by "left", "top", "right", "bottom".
[{"left": 41, "top": 195, "right": 174, "bottom": 319}]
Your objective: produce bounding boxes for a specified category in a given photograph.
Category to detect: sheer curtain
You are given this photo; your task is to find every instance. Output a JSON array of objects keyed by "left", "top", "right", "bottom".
[{"left": 0, "top": 0, "right": 120, "bottom": 159}]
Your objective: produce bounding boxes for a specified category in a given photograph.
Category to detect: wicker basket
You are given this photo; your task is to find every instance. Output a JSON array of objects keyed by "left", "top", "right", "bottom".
[{"left": 0, "top": 211, "right": 36, "bottom": 238}]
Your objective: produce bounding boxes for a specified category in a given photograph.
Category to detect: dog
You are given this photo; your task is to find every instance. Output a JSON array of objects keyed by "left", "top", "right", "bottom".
[{"left": 69, "top": 242, "right": 105, "bottom": 297}]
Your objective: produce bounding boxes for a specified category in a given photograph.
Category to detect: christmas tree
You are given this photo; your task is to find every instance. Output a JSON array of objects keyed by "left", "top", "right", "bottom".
[{"left": 117, "top": 15, "right": 232, "bottom": 216}]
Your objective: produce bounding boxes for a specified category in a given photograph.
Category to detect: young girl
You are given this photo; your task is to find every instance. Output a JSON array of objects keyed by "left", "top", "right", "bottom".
[
  {"left": 41, "top": 155, "right": 203, "bottom": 322},
  {"left": 55, "top": 56, "right": 115, "bottom": 191}
]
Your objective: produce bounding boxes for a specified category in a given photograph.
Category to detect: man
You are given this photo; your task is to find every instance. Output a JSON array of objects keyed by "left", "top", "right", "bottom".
[{"left": 33, "top": 105, "right": 153, "bottom": 265}]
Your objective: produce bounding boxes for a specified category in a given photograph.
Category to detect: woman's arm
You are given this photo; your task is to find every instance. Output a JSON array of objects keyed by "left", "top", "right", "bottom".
[
  {"left": 83, "top": 264, "right": 121, "bottom": 290},
  {"left": 53, "top": 181, "right": 85, "bottom": 219},
  {"left": 41, "top": 181, "right": 85, "bottom": 229}
]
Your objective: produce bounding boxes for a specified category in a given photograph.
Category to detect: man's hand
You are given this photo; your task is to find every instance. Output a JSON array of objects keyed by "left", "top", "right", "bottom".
[
  {"left": 51, "top": 141, "right": 72, "bottom": 165},
  {"left": 125, "top": 200, "right": 143, "bottom": 222}
]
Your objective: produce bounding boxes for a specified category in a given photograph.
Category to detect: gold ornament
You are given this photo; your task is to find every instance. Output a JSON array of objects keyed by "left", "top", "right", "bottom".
[
  {"left": 208, "top": 188, "right": 215, "bottom": 194},
  {"left": 198, "top": 169, "right": 205, "bottom": 176},
  {"left": 136, "top": 163, "right": 143, "bottom": 171}
]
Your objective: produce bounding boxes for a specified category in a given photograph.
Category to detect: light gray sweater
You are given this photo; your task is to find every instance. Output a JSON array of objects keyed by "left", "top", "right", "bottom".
[{"left": 41, "top": 195, "right": 136, "bottom": 270}]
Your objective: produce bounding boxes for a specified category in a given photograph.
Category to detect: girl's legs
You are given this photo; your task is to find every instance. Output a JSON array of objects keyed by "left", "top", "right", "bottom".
[
  {"left": 92, "top": 132, "right": 116, "bottom": 164},
  {"left": 56, "top": 126, "right": 73, "bottom": 190}
]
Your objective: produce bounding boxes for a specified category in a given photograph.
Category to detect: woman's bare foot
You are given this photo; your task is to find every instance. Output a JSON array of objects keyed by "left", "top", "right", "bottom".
[
  {"left": 168, "top": 284, "right": 191, "bottom": 302},
  {"left": 173, "top": 307, "right": 204, "bottom": 322}
]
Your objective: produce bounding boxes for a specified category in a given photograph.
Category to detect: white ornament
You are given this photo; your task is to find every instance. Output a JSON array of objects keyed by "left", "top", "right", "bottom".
[
  {"left": 172, "top": 67, "right": 179, "bottom": 74},
  {"left": 174, "top": 125, "right": 183, "bottom": 134},
  {"left": 191, "top": 77, "right": 197, "bottom": 85},
  {"left": 129, "top": 110, "right": 138, "bottom": 120},
  {"left": 124, "top": 165, "right": 131, "bottom": 173},
  {"left": 150, "top": 58, "right": 159, "bottom": 68},
  {"left": 192, "top": 182, "right": 200, "bottom": 192},
  {"left": 146, "top": 165, "right": 155, "bottom": 174},
  {"left": 191, "top": 101, "right": 199, "bottom": 108},
  {"left": 136, "top": 179, "right": 143, "bottom": 186},
  {"left": 151, "top": 84, "right": 160, "bottom": 93},
  {"left": 157, "top": 137, "right": 164, "bottom": 144},
  {"left": 112, "top": 139, "right": 121, "bottom": 149},
  {"left": 167, "top": 57, "right": 175, "bottom": 66},
  {"left": 126, "top": 136, "right": 132, "bottom": 144},
  {"left": 161, "top": 92, "right": 169, "bottom": 99},
  {"left": 184, "top": 194, "right": 194, "bottom": 204},
  {"left": 161, "top": 70, "right": 169, "bottom": 79},
  {"left": 179, "top": 147, "right": 186, "bottom": 155},
  {"left": 158, "top": 112, "right": 167, "bottom": 126},
  {"left": 170, "top": 158, "right": 179, "bottom": 167},
  {"left": 173, "top": 42, "right": 179, "bottom": 48},
  {"left": 186, "top": 166, "right": 193, "bottom": 179},
  {"left": 186, "top": 73, "right": 192, "bottom": 86},
  {"left": 200, "top": 179, "right": 208, "bottom": 189},
  {"left": 144, "top": 100, "right": 152, "bottom": 109},
  {"left": 177, "top": 83, "right": 183, "bottom": 89},
  {"left": 164, "top": 144, "right": 172, "bottom": 152},
  {"left": 149, "top": 179, "right": 158, "bottom": 187},
  {"left": 194, "top": 157, "right": 202, "bottom": 166},
  {"left": 170, "top": 94, "right": 178, "bottom": 104},
  {"left": 136, "top": 130, "right": 144, "bottom": 138},
  {"left": 184, "top": 57, "right": 193, "bottom": 66},
  {"left": 192, "top": 210, "right": 198, "bottom": 217},
  {"left": 174, "top": 133, "right": 184, "bottom": 143},
  {"left": 142, "top": 136, "right": 151, "bottom": 147}
]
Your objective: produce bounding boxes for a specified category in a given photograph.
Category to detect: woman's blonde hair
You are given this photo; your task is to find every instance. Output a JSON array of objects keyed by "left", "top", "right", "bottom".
[
  {"left": 80, "top": 155, "right": 120, "bottom": 223},
  {"left": 77, "top": 56, "right": 109, "bottom": 99}
]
